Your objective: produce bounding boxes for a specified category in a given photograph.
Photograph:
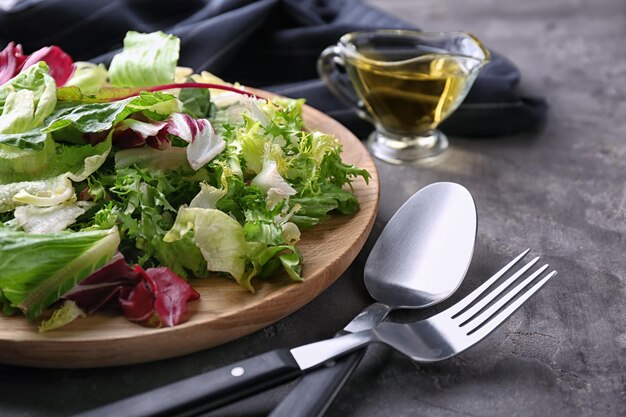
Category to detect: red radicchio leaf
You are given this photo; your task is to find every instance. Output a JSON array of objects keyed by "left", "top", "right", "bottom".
[
  {"left": 63, "top": 257, "right": 200, "bottom": 328},
  {"left": 14, "top": 44, "right": 27, "bottom": 68},
  {"left": 166, "top": 113, "right": 198, "bottom": 142},
  {"left": 186, "top": 119, "right": 224, "bottom": 169},
  {"left": 167, "top": 113, "right": 225, "bottom": 170},
  {"left": 20, "top": 45, "right": 74, "bottom": 86},
  {"left": 112, "top": 127, "right": 147, "bottom": 149},
  {"left": 0, "top": 42, "right": 75, "bottom": 87},
  {"left": 84, "top": 129, "right": 111, "bottom": 145},
  {"left": 113, "top": 119, "right": 170, "bottom": 149},
  {"left": 99, "top": 82, "right": 257, "bottom": 101},
  {"left": 0, "top": 42, "right": 19, "bottom": 85},
  {"left": 63, "top": 254, "right": 141, "bottom": 314},
  {"left": 119, "top": 266, "right": 156, "bottom": 323},
  {"left": 119, "top": 265, "right": 200, "bottom": 327},
  {"left": 146, "top": 128, "right": 172, "bottom": 150},
  {"left": 143, "top": 267, "right": 200, "bottom": 327},
  {"left": 79, "top": 186, "right": 91, "bottom": 201}
]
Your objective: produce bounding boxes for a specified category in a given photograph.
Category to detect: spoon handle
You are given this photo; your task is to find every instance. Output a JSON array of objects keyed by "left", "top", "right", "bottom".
[
  {"left": 268, "top": 349, "right": 366, "bottom": 417},
  {"left": 269, "top": 302, "right": 392, "bottom": 417},
  {"left": 71, "top": 349, "right": 302, "bottom": 417}
]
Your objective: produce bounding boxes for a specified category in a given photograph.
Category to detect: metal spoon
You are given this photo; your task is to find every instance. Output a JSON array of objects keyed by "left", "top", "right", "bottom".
[
  {"left": 73, "top": 182, "right": 477, "bottom": 417},
  {"left": 269, "top": 182, "right": 477, "bottom": 417}
]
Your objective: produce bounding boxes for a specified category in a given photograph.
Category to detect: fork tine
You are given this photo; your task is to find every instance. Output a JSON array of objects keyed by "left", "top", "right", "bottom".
[
  {"left": 465, "top": 269, "right": 557, "bottom": 341},
  {"left": 454, "top": 257, "right": 541, "bottom": 324},
  {"left": 446, "top": 249, "right": 531, "bottom": 318},
  {"left": 463, "top": 263, "right": 549, "bottom": 331}
]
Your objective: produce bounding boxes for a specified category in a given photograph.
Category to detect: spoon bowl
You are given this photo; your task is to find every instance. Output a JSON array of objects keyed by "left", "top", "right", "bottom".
[{"left": 365, "top": 182, "right": 477, "bottom": 308}]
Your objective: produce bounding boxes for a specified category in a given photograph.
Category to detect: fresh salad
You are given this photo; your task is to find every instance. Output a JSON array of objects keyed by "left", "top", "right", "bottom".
[{"left": 0, "top": 31, "right": 369, "bottom": 331}]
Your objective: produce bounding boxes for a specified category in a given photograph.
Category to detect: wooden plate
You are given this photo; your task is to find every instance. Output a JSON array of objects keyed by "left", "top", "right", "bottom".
[{"left": 0, "top": 97, "right": 379, "bottom": 368}]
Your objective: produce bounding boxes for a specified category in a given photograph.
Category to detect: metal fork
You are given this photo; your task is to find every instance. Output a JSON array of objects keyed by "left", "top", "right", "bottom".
[{"left": 72, "top": 252, "right": 556, "bottom": 417}]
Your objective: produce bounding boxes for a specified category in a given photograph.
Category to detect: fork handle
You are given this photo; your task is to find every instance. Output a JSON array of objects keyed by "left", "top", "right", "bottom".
[{"left": 269, "top": 348, "right": 366, "bottom": 417}]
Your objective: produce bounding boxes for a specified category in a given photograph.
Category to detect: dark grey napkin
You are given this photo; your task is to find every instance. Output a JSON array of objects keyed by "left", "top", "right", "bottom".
[{"left": 0, "top": 0, "right": 546, "bottom": 139}]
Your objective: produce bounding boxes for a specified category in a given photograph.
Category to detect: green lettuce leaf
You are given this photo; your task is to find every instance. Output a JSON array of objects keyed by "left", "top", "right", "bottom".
[
  {"left": 64, "top": 62, "right": 109, "bottom": 95},
  {"left": 165, "top": 207, "right": 249, "bottom": 288},
  {"left": 260, "top": 97, "right": 305, "bottom": 139},
  {"left": 115, "top": 146, "right": 189, "bottom": 172},
  {"left": 149, "top": 231, "right": 209, "bottom": 279},
  {"left": 14, "top": 201, "right": 93, "bottom": 234},
  {"left": 214, "top": 175, "right": 268, "bottom": 224},
  {"left": 0, "top": 127, "right": 48, "bottom": 150},
  {"left": 109, "top": 31, "right": 180, "bottom": 87},
  {"left": 0, "top": 137, "right": 56, "bottom": 183},
  {"left": 45, "top": 91, "right": 181, "bottom": 137},
  {"left": 0, "top": 137, "right": 111, "bottom": 212},
  {"left": 242, "top": 220, "right": 283, "bottom": 245},
  {"left": 0, "top": 62, "right": 57, "bottom": 134},
  {"left": 0, "top": 175, "right": 73, "bottom": 213},
  {"left": 249, "top": 244, "right": 302, "bottom": 283},
  {"left": 53, "top": 137, "right": 113, "bottom": 181},
  {"left": 0, "top": 135, "right": 111, "bottom": 185},
  {"left": 238, "top": 120, "right": 268, "bottom": 174},
  {"left": 56, "top": 86, "right": 145, "bottom": 103},
  {"left": 189, "top": 183, "right": 226, "bottom": 209},
  {"left": 38, "top": 300, "right": 85, "bottom": 333},
  {"left": 0, "top": 227, "right": 120, "bottom": 320},
  {"left": 164, "top": 207, "right": 302, "bottom": 291},
  {"left": 179, "top": 80, "right": 214, "bottom": 119}
]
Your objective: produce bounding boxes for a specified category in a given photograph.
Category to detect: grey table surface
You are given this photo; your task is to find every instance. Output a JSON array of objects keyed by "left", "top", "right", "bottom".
[{"left": 1, "top": 0, "right": 625, "bottom": 416}]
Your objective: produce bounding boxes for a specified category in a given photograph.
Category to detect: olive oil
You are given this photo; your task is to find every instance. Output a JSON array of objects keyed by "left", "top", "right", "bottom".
[
  {"left": 346, "top": 56, "right": 473, "bottom": 135},
  {"left": 318, "top": 30, "right": 489, "bottom": 162}
]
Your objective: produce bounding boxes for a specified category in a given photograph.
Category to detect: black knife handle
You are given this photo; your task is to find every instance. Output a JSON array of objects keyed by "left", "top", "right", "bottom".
[
  {"left": 268, "top": 348, "right": 366, "bottom": 417},
  {"left": 72, "top": 349, "right": 302, "bottom": 417}
]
